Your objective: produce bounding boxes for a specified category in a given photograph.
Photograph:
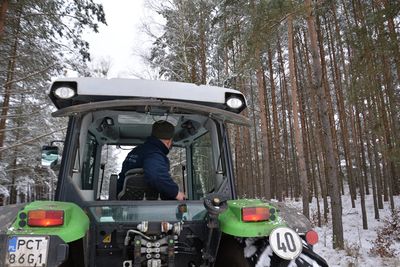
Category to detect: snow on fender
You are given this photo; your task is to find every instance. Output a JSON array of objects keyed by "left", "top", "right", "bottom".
[{"left": 269, "top": 227, "right": 303, "bottom": 260}]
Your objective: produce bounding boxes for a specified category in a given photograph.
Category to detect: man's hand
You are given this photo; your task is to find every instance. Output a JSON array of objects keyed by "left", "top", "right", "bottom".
[{"left": 175, "top": 191, "right": 186, "bottom": 201}]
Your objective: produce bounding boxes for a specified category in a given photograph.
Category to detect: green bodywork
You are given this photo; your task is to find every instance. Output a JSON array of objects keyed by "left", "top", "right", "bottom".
[
  {"left": 7, "top": 201, "right": 89, "bottom": 243},
  {"left": 218, "top": 199, "right": 286, "bottom": 237}
]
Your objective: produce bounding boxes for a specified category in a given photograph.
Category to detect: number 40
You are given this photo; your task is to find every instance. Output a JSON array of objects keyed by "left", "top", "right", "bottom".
[{"left": 276, "top": 232, "right": 297, "bottom": 253}]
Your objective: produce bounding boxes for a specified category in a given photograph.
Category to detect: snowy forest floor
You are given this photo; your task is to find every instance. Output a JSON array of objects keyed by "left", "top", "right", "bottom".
[{"left": 283, "top": 191, "right": 400, "bottom": 267}]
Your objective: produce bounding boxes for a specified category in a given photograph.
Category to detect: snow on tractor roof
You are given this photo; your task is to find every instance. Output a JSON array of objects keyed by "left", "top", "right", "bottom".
[{"left": 49, "top": 77, "right": 247, "bottom": 113}]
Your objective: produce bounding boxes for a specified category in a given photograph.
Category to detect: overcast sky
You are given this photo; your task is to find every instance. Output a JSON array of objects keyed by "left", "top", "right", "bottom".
[{"left": 84, "top": 0, "right": 157, "bottom": 78}]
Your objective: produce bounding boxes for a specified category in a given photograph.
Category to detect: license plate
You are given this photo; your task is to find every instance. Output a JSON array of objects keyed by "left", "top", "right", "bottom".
[{"left": 6, "top": 236, "right": 49, "bottom": 267}]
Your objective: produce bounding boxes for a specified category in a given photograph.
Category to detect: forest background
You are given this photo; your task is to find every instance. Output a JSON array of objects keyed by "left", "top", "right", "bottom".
[{"left": 0, "top": 0, "right": 399, "bottom": 263}]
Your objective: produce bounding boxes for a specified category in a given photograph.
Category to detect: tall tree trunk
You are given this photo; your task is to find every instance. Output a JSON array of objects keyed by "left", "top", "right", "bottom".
[
  {"left": 265, "top": 97, "right": 276, "bottom": 199},
  {"left": 380, "top": 54, "right": 399, "bottom": 195},
  {"left": 354, "top": 105, "right": 368, "bottom": 229},
  {"left": 302, "top": 29, "right": 329, "bottom": 222},
  {"left": 234, "top": 126, "right": 244, "bottom": 196},
  {"left": 373, "top": 4, "right": 399, "bottom": 195},
  {"left": 199, "top": 1, "right": 207, "bottom": 85},
  {"left": 307, "top": 109, "right": 322, "bottom": 226},
  {"left": 305, "top": 0, "right": 343, "bottom": 249},
  {"left": 368, "top": 97, "right": 384, "bottom": 209},
  {"left": 288, "top": 14, "right": 309, "bottom": 218},
  {"left": 362, "top": 108, "right": 379, "bottom": 219},
  {"left": 277, "top": 38, "right": 291, "bottom": 198},
  {"left": 0, "top": 15, "right": 20, "bottom": 157},
  {"left": 250, "top": 76, "right": 261, "bottom": 197},
  {"left": 0, "top": 0, "right": 9, "bottom": 40},
  {"left": 332, "top": 1, "right": 358, "bottom": 205},
  {"left": 298, "top": 78, "right": 312, "bottom": 202},
  {"left": 255, "top": 49, "right": 271, "bottom": 199},
  {"left": 295, "top": 31, "right": 313, "bottom": 203},
  {"left": 9, "top": 95, "right": 25, "bottom": 204},
  {"left": 358, "top": 116, "right": 370, "bottom": 196},
  {"left": 267, "top": 48, "right": 282, "bottom": 201},
  {"left": 377, "top": 87, "right": 395, "bottom": 210},
  {"left": 316, "top": 14, "right": 344, "bottom": 195},
  {"left": 9, "top": 155, "right": 18, "bottom": 204},
  {"left": 243, "top": 107, "right": 254, "bottom": 196}
]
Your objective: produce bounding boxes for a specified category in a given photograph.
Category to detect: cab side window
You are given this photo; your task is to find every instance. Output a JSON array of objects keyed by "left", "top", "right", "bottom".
[
  {"left": 82, "top": 133, "right": 97, "bottom": 190},
  {"left": 191, "top": 132, "right": 215, "bottom": 200}
]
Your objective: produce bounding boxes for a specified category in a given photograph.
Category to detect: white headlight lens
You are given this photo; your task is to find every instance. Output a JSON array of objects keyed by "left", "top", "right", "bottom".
[
  {"left": 54, "top": 87, "right": 75, "bottom": 99},
  {"left": 226, "top": 97, "right": 243, "bottom": 109}
]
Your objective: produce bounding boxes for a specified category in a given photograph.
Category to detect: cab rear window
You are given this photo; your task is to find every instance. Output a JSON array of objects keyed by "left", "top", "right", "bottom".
[{"left": 89, "top": 203, "right": 206, "bottom": 222}]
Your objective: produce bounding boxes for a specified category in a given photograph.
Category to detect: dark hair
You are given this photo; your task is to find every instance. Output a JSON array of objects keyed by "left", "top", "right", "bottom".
[{"left": 151, "top": 121, "right": 175, "bottom": 140}]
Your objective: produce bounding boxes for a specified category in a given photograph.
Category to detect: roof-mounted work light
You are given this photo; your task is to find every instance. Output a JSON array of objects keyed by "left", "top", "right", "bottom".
[
  {"left": 54, "top": 86, "right": 76, "bottom": 99},
  {"left": 225, "top": 93, "right": 246, "bottom": 113},
  {"left": 226, "top": 96, "right": 244, "bottom": 109},
  {"left": 49, "top": 81, "right": 78, "bottom": 109}
]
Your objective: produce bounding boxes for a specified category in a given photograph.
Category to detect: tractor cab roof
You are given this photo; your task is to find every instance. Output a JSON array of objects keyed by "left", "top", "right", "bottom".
[{"left": 49, "top": 77, "right": 247, "bottom": 113}]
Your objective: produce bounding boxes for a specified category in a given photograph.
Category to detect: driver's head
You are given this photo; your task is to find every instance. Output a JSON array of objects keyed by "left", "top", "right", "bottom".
[{"left": 152, "top": 121, "right": 175, "bottom": 148}]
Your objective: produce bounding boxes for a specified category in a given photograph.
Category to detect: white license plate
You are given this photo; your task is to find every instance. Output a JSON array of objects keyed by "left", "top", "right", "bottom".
[{"left": 6, "top": 236, "right": 49, "bottom": 267}]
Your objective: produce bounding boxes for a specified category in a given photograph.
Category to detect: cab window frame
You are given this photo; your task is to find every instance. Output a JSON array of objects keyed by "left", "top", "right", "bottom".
[
  {"left": 190, "top": 131, "right": 216, "bottom": 200},
  {"left": 81, "top": 132, "right": 98, "bottom": 190}
]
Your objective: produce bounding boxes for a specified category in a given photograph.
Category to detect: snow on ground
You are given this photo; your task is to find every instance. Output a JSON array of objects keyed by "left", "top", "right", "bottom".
[{"left": 284, "top": 192, "right": 400, "bottom": 267}]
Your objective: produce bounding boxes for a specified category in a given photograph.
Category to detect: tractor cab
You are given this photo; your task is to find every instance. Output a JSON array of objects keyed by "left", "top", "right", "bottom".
[
  {"left": 49, "top": 78, "right": 248, "bottom": 201},
  {"left": 47, "top": 78, "right": 248, "bottom": 266}
]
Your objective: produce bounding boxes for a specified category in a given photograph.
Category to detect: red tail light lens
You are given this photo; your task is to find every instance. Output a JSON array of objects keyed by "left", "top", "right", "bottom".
[
  {"left": 242, "top": 207, "right": 270, "bottom": 222},
  {"left": 305, "top": 230, "right": 319, "bottom": 245},
  {"left": 28, "top": 210, "right": 64, "bottom": 227}
]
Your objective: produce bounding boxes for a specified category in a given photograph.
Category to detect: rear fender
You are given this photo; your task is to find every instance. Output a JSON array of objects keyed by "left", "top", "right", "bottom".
[
  {"left": 217, "top": 200, "right": 327, "bottom": 266},
  {"left": 218, "top": 199, "right": 286, "bottom": 237},
  {"left": 218, "top": 199, "right": 313, "bottom": 238},
  {"left": 270, "top": 202, "right": 313, "bottom": 234},
  {"left": 6, "top": 201, "right": 89, "bottom": 243}
]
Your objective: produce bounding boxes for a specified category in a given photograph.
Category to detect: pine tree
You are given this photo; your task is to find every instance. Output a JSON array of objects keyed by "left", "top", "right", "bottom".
[{"left": 0, "top": 0, "right": 106, "bottom": 204}]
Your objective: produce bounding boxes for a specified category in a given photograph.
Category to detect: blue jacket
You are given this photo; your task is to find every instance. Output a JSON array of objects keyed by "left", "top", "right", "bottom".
[{"left": 117, "top": 136, "right": 179, "bottom": 200}]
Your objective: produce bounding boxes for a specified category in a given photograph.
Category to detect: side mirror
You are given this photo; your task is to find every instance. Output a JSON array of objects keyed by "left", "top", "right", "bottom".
[{"left": 41, "top": 145, "right": 60, "bottom": 168}]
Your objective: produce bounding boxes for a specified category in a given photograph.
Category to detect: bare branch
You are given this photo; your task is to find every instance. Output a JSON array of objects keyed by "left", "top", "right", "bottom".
[
  {"left": 4, "top": 64, "right": 56, "bottom": 87},
  {"left": 0, "top": 127, "right": 67, "bottom": 153}
]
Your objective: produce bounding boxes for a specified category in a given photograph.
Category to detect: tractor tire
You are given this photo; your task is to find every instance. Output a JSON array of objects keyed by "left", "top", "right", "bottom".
[
  {"left": 60, "top": 238, "right": 85, "bottom": 267},
  {"left": 214, "top": 235, "right": 251, "bottom": 267}
]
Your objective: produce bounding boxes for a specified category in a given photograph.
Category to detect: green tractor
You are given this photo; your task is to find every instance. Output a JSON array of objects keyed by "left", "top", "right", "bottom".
[{"left": 0, "top": 78, "right": 328, "bottom": 267}]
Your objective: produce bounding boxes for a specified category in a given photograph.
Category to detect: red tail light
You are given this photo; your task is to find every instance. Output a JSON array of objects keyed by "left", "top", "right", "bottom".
[
  {"left": 242, "top": 207, "right": 270, "bottom": 222},
  {"left": 28, "top": 210, "right": 64, "bottom": 227},
  {"left": 305, "top": 230, "right": 319, "bottom": 245}
]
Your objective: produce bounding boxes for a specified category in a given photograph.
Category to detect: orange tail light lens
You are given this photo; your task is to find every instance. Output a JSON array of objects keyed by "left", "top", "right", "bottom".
[
  {"left": 305, "top": 230, "right": 319, "bottom": 245},
  {"left": 242, "top": 207, "right": 270, "bottom": 222},
  {"left": 28, "top": 210, "right": 64, "bottom": 227}
]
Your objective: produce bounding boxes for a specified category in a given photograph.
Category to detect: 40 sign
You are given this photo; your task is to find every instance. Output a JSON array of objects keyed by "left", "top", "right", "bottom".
[{"left": 269, "top": 227, "right": 303, "bottom": 260}]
